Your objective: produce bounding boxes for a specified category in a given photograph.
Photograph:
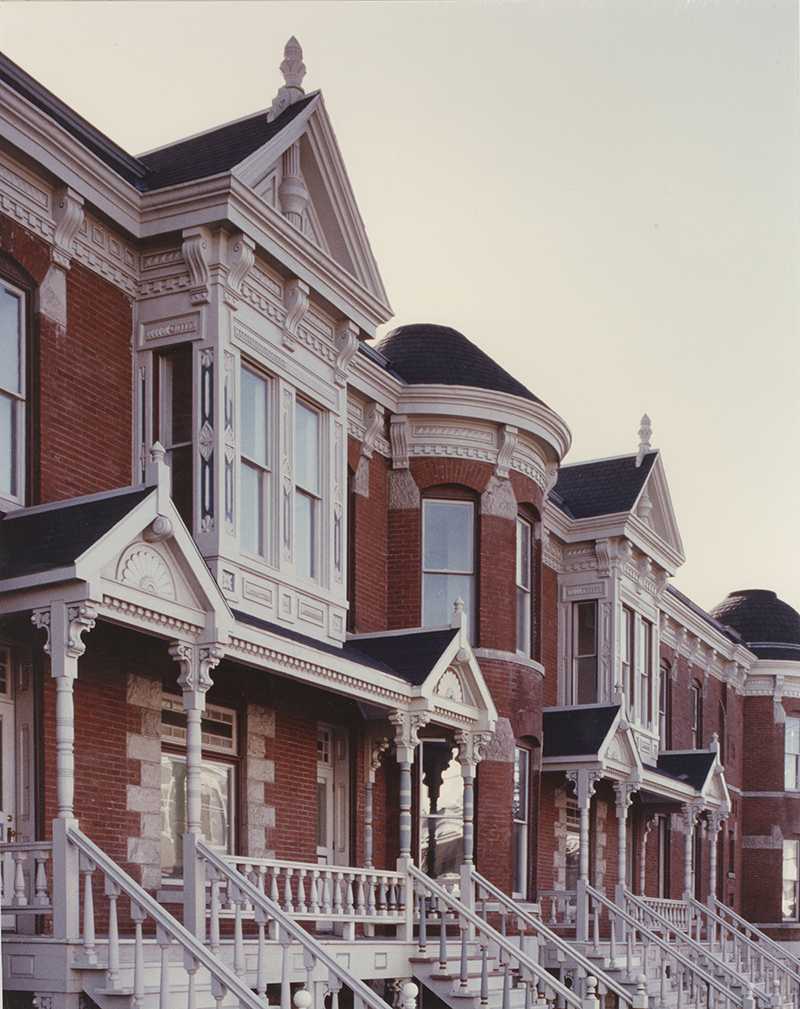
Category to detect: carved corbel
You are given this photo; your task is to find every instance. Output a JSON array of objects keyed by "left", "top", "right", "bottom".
[
  {"left": 169, "top": 641, "right": 224, "bottom": 703},
  {"left": 660, "top": 612, "right": 670, "bottom": 636},
  {"left": 390, "top": 710, "right": 430, "bottom": 765},
  {"left": 681, "top": 802, "right": 703, "bottom": 835},
  {"left": 455, "top": 729, "right": 494, "bottom": 777},
  {"left": 367, "top": 737, "right": 390, "bottom": 784},
  {"left": 32, "top": 601, "right": 98, "bottom": 677},
  {"left": 282, "top": 278, "right": 309, "bottom": 351},
  {"left": 224, "top": 233, "right": 255, "bottom": 308},
  {"left": 360, "top": 402, "right": 384, "bottom": 461},
  {"left": 51, "top": 187, "right": 84, "bottom": 270},
  {"left": 182, "top": 227, "right": 211, "bottom": 305},
  {"left": 687, "top": 637, "right": 702, "bottom": 669},
  {"left": 636, "top": 556, "right": 652, "bottom": 594},
  {"left": 613, "top": 780, "right": 639, "bottom": 811},
  {"left": 495, "top": 425, "right": 518, "bottom": 480},
  {"left": 335, "top": 320, "right": 359, "bottom": 386},
  {"left": 565, "top": 768, "right": 602, "bottom": 808},
  {"left": 545, "top": 462, "right": 560, "bottom": 493},
  {"left": 596, "top": 537, "right": 632, "bottom": 578},
  {"left": 390, "top": 415, "right": 409, "bottom": 470},
  {"left": 654, "top": 568, "right": 670, "bottom": 600}
]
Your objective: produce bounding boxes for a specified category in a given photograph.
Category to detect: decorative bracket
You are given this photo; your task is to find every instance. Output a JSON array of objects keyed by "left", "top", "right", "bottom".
[
  {"left": 455, "top": 729, "right": 494, "bottom": 776},
  {"left": 495, "top": 425, "right": 518, "bottom": 480},
  {"left": 282, "top": 278, "right": 309, "bottom": 351},
  {"left": 565, "top": 767, "right": 602, "bottom": 809},
  {"left": 367, "top": 737, "right": 390, "bottom": 784},
  {"left": 360, "top": 402, "right": 384, "bottom": 461},
  {"left": 335, "top": 320, "right": 359, "bottom": 386},
  {"left": 32, "top": 601, "right": 98, "bottom": 679},
  {"left": 169, "top": 641, "right": 224, "bottom": 704},
  {"left": 390, "top": 415, "right": 409, "bottom": 470},
  {"left": 224, "top": 233, "right": 255, "bottom": 308},
  {"left": 51, "top": 187, "right": 84, "bottom": 270},
  {"left": 390, "top": 710, "right": 430, "bottom": 765},
  {"left": 182, "top": 227, "right": 211, "bottom": 305}
]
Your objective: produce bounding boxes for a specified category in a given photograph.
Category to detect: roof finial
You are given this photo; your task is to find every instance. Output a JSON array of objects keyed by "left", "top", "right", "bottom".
[
  {"left": 635, "top": 413, "right": 652, "bottom": 468},
  {"left": 268, "top": 37, "right": 307, "bottom": 122}
]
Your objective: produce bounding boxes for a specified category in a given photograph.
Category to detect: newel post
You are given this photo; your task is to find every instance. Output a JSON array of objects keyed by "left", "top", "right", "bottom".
[
  {"left": 32, "top": 600, "right": 97, "bottom": 940},
  {"left": 170, "top": 640, "right": 224, "bottom": 939}
]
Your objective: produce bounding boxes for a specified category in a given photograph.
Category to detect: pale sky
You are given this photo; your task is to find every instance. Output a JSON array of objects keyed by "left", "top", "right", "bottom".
[{"left": 0, "top": 0, "right": 797, "bottom": 617}]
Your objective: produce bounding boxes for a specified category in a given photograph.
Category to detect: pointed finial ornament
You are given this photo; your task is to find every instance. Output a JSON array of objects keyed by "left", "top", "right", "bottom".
[
  {"left": 635, "top": 414, "right": 652, "bottom": 468},
  {"left": 268, "top": 37, "right": 307, "bottom": 122}
]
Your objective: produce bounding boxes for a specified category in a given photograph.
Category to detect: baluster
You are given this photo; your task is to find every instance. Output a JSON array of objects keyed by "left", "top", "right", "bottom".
[
  {"left": 592, "top": 909, "right": 600, "bottom": 954},
  {"left": 184, "top": 950, "right": 199, "bottom": 1009},
  {"left": 309, "top": 869, "right": 320, "bottom": 915},
  {"left": 11, "top": 850, "right": 27, "bottom": 906},
  {"left": 626, "top": 930, "right": 633, "bottom": 981},
  {"left": 209, "top": 866, "right": 221, "bottom": 954},
  {"left": 157, "top": 924, "right": 173, "bottom": 1009},
  {"left": 460, "top": 926, "right": 469, "bottom": 989},
  {"left": 355, "top": 874, "right": 366, "bottom": 915},
  {"left": 211, "top": 975, "right": 227, "bottom": 1008},
  {"left": 131, "top": 900, "right": 147, "bottom": 1009},
  {"left": 344, "top": 873, "right": 355, "bottom": 915},
  {"left": 256, "top": 863, "right": 267, "bottom": 897},
  {"left": 388, "top": 879, "right": 398, "bottom": 913},
  {"left": 438, "top": 904, "right": 448, "bottom": 972},
  {"left": 481, "top": 942, "right": 490, "bottom": 1006},
  {"left": 502, "top": 964, "right": 510, "bottom": 1009},
  {"left": 34, "top": 851, "right": 49, "bottom": 906},
  {"left": 609, "top": 911, "right": 617, "bottom": 963},
  {"left": 676, "top": 967, "right": 684, "bottom": 1009},
  {"left": 329, "top": 979, "right": 341, "bottom": 1009},
  {"left": 377, "top": 878, "right": 387, "bottom": 915},
  {"left": 659, "top": 962, "right": 666, "bottom": 1009},
  {"left": 255, "top": 905, "right": 268, "bottom": 998},
  {"left": 270, "top": 865, "right": 281, "bottom": 904},
  {"left": 332, "top": 872, "right": 343, "bottom": 918},
  {"left": 80, "top": 853, "right": 97, "bottom": 964},
  {"left": 297, "top": 868, "right": 308, "bottom": 914},
  {"left": 232, "top": 882, "right": 246, "bottom": 978},
  {"left": 105, "top": 878, "right": 121, "bottom": 984},
  {"left": 418, "top": 893, "right": 428, "bottom": 953},
  {"left": 283, "top": 868, "right": 295, "bottom": 913},
  {"left": 499, "top": 907, "right": 508, "bottom": 965},
  {"left": 321, "top": 870, "right": 333, "bottom": 915},
  {"left": 280, "top": 933, "right": 292, "bottom": 1009},
  {"left": 366, "top": 874, "right": 377, "bottom": 918}
]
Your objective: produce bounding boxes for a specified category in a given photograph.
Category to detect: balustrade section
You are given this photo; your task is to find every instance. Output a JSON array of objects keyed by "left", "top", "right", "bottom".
[{"left": 0, "top": 841, "right": 53, "bottom": 916}]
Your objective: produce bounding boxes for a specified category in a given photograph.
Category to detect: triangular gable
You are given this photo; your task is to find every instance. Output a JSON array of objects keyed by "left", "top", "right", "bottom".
[
  {"left": 597, "top": 716, "right": 645, "bottom": 781},
  {"left": 633, "top": 452, "right": 684, "bottom": 560},
  {"left": 233, "top": 93, "right": 389, "bottom": 308},
  {"left": 541, "top": 703, "right": 643, "bottom": 781}
]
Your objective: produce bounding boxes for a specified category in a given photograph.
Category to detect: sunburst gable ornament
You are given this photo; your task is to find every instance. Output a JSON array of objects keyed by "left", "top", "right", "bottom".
[{"left": 117, "top": 546, "right": 177, "bottom": 600}]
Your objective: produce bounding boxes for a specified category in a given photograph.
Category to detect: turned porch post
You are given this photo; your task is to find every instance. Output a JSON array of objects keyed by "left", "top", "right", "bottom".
[
  {"left": 32, "top": 599, "right": 97, "bottom": 940},
  {"left": 170, "top": 640, "right": 224, "bottom": 938},
  {"left": 567, "top": 767, "right": 601, "bottom": 942},
  {"left": 682, "top": 802, "right": 701, "bottom": 901},
  {"left": 364, "top": 737, "right": 389, "bottom": 868},
  {"left": 455, "top": 727, "right": 493, "bottom": 917},
  {"left": 391, "top": 710, "right": 430, "bottom": 862},
  {"left": 707, "top": 810, "right": 726, "bottom": 904}
]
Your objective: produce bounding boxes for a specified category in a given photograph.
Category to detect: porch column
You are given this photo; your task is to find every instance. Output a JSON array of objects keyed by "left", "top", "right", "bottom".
[
  {"left": 567, "top": 768, "right": 601, "bottom": 942},
  {"left": 455, "top": 728, "right": 493, "bottom": 866},
  {"left": 640, "top": 814, "right": 656, "bottom": 896},
  {"left": 169, "top": 640, "right": 224, "bottom": 938},
  {"left": 682, "top": 802, "right": 701, "bottom": 901},
  {"left": 32, "top": 600, "right": 98, "bottom": 941},
  {"left": 707, "top": 810, "right": 726, "bottom": 905},
  {"left": 390, "top": 710, "right": 430, "bottom": 861},
  {"left": 613, "top": 780, "right": 638, "bottom": 894},
  {"left": 364, "top": 737, "right": 389, "bottom": 868}
]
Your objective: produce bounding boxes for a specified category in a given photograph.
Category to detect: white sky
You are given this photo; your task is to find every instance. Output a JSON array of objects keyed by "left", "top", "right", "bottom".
[{"left": 0, "top": 0, "right": 797, "bottom": 617}]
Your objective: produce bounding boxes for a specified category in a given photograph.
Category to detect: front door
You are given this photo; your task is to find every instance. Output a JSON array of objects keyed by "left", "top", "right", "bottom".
[{"left": 316, "top": 724, "right": 350, "bottom": 865}]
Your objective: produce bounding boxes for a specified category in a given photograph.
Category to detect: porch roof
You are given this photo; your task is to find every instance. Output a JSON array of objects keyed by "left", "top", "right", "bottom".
[
  {"left": 541, "top": 704, "right": 620, "bottom": 758},
  {"left": 648, "top": 751, "right": 717, "bottom": 791}
]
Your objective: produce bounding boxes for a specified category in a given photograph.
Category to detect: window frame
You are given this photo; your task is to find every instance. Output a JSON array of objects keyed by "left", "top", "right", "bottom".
[
  {"left": 659, "top": 659, "right": 672, "bottom": 751},
  {"left": 516, "top": 515, "right": 533, "bottom": 657},
  {"left": 513, "top": 745, "right": 532, "bottom": 898},
  {"left": 294, "top": 397, "right": 323, "bottom": 581},
  {"left": 155, "top": 346, "right": 194, "bottom": 531},
  {"left": 572, "top": 600, "right": 599, "bottom": 705},
  {"left": 0, "top": 274, "right": 28, "bottom": 510},
  {"left": 240, "top": 364, "right": 273, "bottom": 561},
  {"left": 784, "top": 839, "right": 800, "bottom": 921},
  {"left": 691, "top": 680, "right": 703, "bottom": 749},
  {"left": 786, "top": 716, "right": 800, "bottom": 790},
  {"left": 421, "top": 495, "right": 476, "bottom": 633}
]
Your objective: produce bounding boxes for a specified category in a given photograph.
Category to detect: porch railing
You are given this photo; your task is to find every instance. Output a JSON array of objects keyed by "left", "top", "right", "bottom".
[
  {"left": 408, "top": 863, "right": 592, "bottom": 1009},
  {"left": 469, "top": 869, "right": 635, "bottom": 1009},
  {"left": 217, "top": 853, "right": 407, "bottom": 936},
  {"left": 590, "top": 884, "right": 770, "bottom": 1009},
  {"left": 636, "top": 895, "right": 689, "bottom": 932},
  {"left": 67, "top": 826, "right": 268, "bottom": 1009},
  {"left": 705, "top": 897, "right": 800, "bottom": 976},
  {"left": 0, "top": 841, "right": 53, "bottom": 914},
  {"left": 196, "top": 838, "right": 409, "bottom": 1009},
  {"left": 538, "top": 888, "right": 578, "bottom": 927}
]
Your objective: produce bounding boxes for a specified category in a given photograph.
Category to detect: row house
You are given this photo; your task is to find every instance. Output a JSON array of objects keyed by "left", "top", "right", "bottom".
[{"left": 1, "top": 37, "right": 799, "bottom": 1009}]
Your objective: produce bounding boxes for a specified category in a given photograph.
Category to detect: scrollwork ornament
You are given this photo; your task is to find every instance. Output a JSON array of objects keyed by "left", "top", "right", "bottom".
[{"left": 67, "top": 603, "right": 98, "bottom": 657}]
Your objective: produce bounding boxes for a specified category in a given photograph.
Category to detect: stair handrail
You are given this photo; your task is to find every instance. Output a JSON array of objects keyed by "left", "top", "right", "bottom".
[
  {"left": 705, "top": 896, "right": 800, "bottom": 976},
  {"left": 587, "top": 883, "right": 765, "bottom": 1009},
  {"left": 469, "top": 869, "right": 635, "bottom": 1008},
  {"left": 407, "top": 863, "right": 585, "bottom": 1009},
  {"left": 196, "top": 838, "right": 395, "bottom": 1009},
  {"left": 66, "top": 826, "right": 266, "bottom": 1009}
]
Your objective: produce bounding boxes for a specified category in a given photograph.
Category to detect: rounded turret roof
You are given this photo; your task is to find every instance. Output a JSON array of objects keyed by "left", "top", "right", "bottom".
[
  {"left": 710, "top": 589, "right": 800, "bottom": 661},
  {"left": 375, "top": 323, "right": 545, "bottom": 406}
]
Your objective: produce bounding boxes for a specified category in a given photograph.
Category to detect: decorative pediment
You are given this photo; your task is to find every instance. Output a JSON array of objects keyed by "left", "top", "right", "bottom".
[
  {"left": 434, "top": 667, "right": 464, "bottom": 703},
  {"left": 635, "top": 453, "right": 684, "bottom": 560}
]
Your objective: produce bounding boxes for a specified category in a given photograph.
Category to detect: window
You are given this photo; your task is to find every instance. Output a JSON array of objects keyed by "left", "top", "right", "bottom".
[
  {"left": 691, "top": 681, "right": 703, "bottom": 748},
  {"left": 155, "top": 348, "right": 193, "bottom": 530},
  {"left": 160, "top": 696, "right": 237, "bottom": 877},
  {"left": 620, "top": 607, "right": 654, "bottom": 727},
  {"left": 241, "top": 367, "right": 270, "bottom": 558},
  {"left": 513, "top": 746, "right": 531, "bottom": 897},
  {"left": 657, "top": 815, "right": 670, "bottom": 897},
  {"left": 784, "top": 840, "right": 800, "bottom": 921},
  {"left": 418, "top": 739, "right": 464, "bottom": 881},
  {"left": 295, "top": 400, "right": 321, "bottom": 580},
  {"left": 422, "top": 499, "right": 474, "bottom": 630},
  {"left": 639, "top": 618, "right": 653, "bottom": 725},
  {"left": 516, "top": 517, "right": 533, "bottom": 655},
  {"left": 573, "top": 601, "right": 598, "bottom": 704},
  {"left": 786, "top": 717, "right": 800, "bottom": 790},
  {"left": 0, "top": 279, "right": 26, "bottom": 507},
  {"left": 565, "top": 801, "right": 580, "bottom": 891},
  {"left": 659, "top": 660, "right": 672, "bottom": 751}
]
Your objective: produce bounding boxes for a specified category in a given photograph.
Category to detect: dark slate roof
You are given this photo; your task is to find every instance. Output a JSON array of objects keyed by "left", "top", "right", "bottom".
[
  {"left": 542, "top": 705, "right": 619, "bottom": 758},
  {"left": 0, "top": 487, "right": 154, "bottom": 580},
  {"left": 709, "top": 590, "right": 800, "bottom": 661},
  {"left": 550, "top": 451, "right": 657, "bottom": 519},
  {"left": 233, "top": 611, "right": 457, "bottom": 686},
  {"left": 653, "top": 751, "right": 716, "bottom": 791},
  {"left": 374, "top": 324, "right": 545, "bottom": 406},
  {"left": 0, "top": 49, "right": 316, "bottom": 193},
  {"left": 666, "top": 585, "right": 744, "bottom": 646},
  {"left": 348, "top": 628, "right": 458, "bottom": 686},
  {"left": 140, "top": 94, "right": 316, "bottom": 190}
]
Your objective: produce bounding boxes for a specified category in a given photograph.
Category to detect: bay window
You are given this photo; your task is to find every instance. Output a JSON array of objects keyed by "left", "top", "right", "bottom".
[
  {"left": 0, "top": 279, "right": 25, "bottom": 507},
  {"left": 422, "top": 498, "right": 474, "bottom": 630}
]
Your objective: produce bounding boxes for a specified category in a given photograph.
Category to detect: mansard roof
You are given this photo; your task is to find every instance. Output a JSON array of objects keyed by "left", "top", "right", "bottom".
[
  {"left": 710, "top": 589, "right": 800, "bottom": 662},
  {"left": 375, "top": 324, "right": 546, "bottom": 406},
  {"left": 139, "top": 95, "right": 316, "bottom": 190},
  {"left": 0, "top": 487, "right": 153, "bottom": 579},
  {"left": 550, "top": 451, "right": 658, "bottom": 519}
]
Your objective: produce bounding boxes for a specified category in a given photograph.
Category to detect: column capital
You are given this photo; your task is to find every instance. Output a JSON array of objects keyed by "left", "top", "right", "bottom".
[
  {"left": 455, "top": 728, "right": 493, "bottom": 776},
  {"left": 566, "top": 768, "right": 602, "bottom": 808},
  {"left": 613, "top": 779, "right": 639, "bottom": 810},
  {"left": 169, "top": 641, "right": 224, "bottom": 705},
  {"left": 32, "top": 600, "right": 99, "bottom": 677},
  {"left": 366, "top": 737, "right": 390, "bottom": 784},
  {"left": 681, "top": 801, "right": 704, "bottom": 834},
  {"left": 390, "top": 710, "right": 430, "bottom": 765}
]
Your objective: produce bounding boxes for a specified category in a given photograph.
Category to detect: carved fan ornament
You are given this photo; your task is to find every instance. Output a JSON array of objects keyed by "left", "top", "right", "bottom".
[
  {"left": 434, "top": 667, "right": 464, "bottom": 702},
  {"left": 117, "top": 546, "right": 177, "bottom": 600}
]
